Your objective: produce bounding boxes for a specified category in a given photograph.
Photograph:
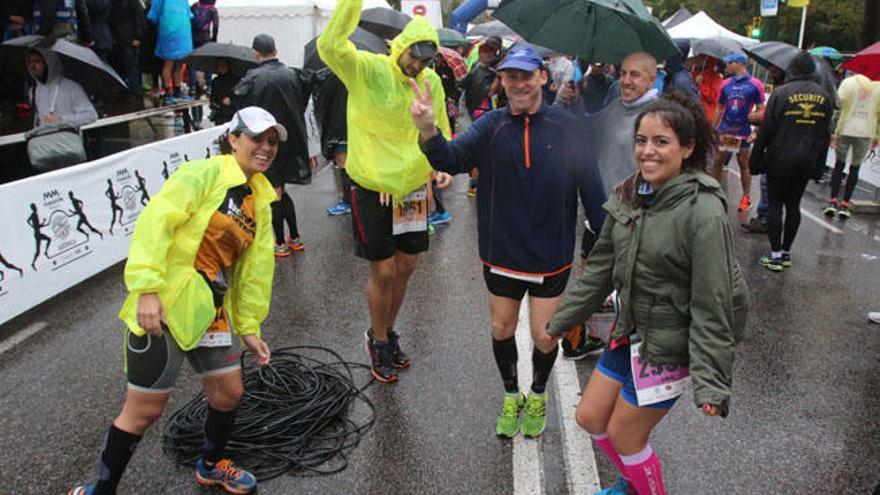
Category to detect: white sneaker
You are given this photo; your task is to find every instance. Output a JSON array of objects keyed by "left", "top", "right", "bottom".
[{"left": 869, "top": 312, "right": 880, "bottom": 324}]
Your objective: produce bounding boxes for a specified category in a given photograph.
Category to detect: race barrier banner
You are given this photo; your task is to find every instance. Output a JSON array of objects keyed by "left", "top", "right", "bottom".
[{"left": 0, "top": 127, "right": 226, "bottom": 326}]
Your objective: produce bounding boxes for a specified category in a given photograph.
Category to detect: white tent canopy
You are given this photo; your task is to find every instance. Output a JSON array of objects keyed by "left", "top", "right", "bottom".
[
  {"left": 217, "top": 0, "right": 391, "bottom": 67},
  {"left": 666, "top": 11, "right": 758, "bottom": 47}
]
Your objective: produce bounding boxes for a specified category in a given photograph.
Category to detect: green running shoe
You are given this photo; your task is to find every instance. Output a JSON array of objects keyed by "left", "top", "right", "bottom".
[
  {"left": 521, "top": 393, "right": 548, "bottom": 438},
  {"left": 759, "top": 254, "right": 785, "bottom": 272},
  {"left": 495, "top": 393, "right": 524, "bottom": 438}
]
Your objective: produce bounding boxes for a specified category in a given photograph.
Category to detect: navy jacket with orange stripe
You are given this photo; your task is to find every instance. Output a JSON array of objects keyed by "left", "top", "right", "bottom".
[{"left": 421, "top": 104, "right": 606, "bottom": 277}]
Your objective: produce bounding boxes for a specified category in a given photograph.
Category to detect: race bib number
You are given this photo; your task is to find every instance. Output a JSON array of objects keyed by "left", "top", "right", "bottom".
[
  {"left": 392, "top": 186, "right": 428, "bottom": 235},
  {"left": 489, "top": 267, "right": 544, "bottom": 284},
  {"left": 630, "top": 341, "right": 690, "bottom": 406},
  {"left": 719, "top": 134, "right": 742, "bottom": 153},
  {"left": 198, "top": 309, "right": 232, "bottom": 348}
]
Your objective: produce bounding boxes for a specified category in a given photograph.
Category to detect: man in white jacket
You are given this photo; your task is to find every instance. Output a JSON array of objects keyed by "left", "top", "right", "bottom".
[{"left": 26, "top": 49, "right": 97, "bottom": 127}]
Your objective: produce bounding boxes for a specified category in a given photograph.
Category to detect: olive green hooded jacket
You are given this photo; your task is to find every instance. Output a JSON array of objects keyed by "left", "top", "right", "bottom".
[
  {"left": 317, "top": 0, "right": 451, "bottom": 200},
  {"left": 548, "top": 172, "right": 748, "bottom": 415}
]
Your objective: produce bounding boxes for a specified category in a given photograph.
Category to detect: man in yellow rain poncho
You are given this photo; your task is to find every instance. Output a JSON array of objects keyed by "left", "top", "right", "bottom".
[{"left": 318, "top": 0, "right": 452, "bottom": 384}]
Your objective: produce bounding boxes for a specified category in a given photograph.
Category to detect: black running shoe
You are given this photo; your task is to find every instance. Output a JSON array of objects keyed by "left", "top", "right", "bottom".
[
  {"left": 562, "top": 325, "right": 604, "bottom": 360},
  {"left": 365, "top": 330, "right": 398, "bottom": 383},
  {"left": 388, "top": 330, "right": 411, "bottom": 369}
]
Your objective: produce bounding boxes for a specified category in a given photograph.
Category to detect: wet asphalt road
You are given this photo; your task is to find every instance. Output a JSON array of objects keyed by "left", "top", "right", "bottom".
[{"left": 0, "top": 165, "right": 878, "bottom": 495}]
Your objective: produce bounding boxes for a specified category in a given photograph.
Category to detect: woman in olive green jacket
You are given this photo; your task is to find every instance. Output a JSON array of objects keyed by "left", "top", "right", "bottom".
[{"left": 547, "top": 94, "right": 747, "bottom": 495}]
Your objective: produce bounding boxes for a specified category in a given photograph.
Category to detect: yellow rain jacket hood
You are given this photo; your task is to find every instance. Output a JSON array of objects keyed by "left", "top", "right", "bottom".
[
  {"left": 118, "top": 155, "right": 275, "bottom": 351},
  {"left": 318, "top": 0, "right": 451, "bottom": 200}
]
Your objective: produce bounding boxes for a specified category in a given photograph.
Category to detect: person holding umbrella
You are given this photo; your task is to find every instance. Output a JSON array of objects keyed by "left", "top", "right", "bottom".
[
  {"left": 67, "top": 106, "right": 280, "bottom": 495},
  {"left": 317, "top": 0, "right": 452, "bottom": 384},
  {"left": 750, "top": 52, "right": 832, "bottom": 271},
  {"left": 26, "top": 48, "right": 97, "bottom": 127},
  {"left": 209, "top": 58, "right": 242, "bottom": 125}
]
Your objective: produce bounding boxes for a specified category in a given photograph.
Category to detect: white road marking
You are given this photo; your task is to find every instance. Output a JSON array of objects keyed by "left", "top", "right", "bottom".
[
  {"left": 554, "top": 357, "right": 602, "bottom": 494},
  {"left": 727, "top": 169, "right": 844, "bottom": 234},
  {"left": 0, "top": 322, "right": 48, "bottom": 356},
  {"left": 799, "top": 209, "right": 844, "bottom": 234},
  {"left": 513, "top": 300, "right": 545, "bottom": 495},
  {"left": 513, "top": 300, "right": 602, "bottom": 495}
]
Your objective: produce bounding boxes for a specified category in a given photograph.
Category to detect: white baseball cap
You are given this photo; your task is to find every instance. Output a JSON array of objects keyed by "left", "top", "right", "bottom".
[{"left": 228, "top": 106, "right": 288, "bottom": 142}]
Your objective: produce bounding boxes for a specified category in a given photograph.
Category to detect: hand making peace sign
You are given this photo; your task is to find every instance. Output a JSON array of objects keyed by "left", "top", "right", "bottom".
[{"left": 409, "top": 78, "right": 438, "bottom": 139}]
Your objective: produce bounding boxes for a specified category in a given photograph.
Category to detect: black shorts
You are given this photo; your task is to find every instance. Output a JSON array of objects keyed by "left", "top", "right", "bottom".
[
  {"left": 483, "top": 265, "right": 571, "bottom": 300},
  {"left": 125, "top": 327, "right": 241, "bottom": 393},
  {"left": 350, "top": 182, "right": 429, "bottom": 261}
]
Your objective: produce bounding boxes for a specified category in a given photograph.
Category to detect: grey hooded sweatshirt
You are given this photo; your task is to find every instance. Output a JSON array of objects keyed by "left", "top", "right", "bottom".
[
  {"left": 29, "top": 50, "right": 98, "bottom": 128},
  {"left": 587, "top": 88, "right": 659, "bottom": 192}
]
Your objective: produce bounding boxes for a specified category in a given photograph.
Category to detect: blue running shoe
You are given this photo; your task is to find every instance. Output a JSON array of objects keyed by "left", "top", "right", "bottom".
[
  {"left": 326, "top": 201, "right": 351, "bottom": 216},
  {"left": 429, "top": 210, "right": 451, "bottom": 225},
  {"left": 597, "top": 477, "right": 636, "bottom": 495},
  {"left": 196, "top": 458, "right": 257, "bottom": 494},
  {"left": 68, "top": 485, "right": 95, "bottom": 495}
]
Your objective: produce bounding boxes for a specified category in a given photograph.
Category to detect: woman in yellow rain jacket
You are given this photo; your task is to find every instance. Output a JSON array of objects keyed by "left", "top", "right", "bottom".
[{"left": 69, "top": 107, "right": 281, "bottom": 495}]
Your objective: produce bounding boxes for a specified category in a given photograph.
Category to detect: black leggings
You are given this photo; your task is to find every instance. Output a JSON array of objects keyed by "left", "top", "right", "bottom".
[
  {"left": 271, "top": 191, "right": 299, "bottom": 243},
  {"left": 829, "top": 161, "right": 861, "bottom": 203},
  {"left": 767, "top": 175, "right": 809, "bottom": 252}
]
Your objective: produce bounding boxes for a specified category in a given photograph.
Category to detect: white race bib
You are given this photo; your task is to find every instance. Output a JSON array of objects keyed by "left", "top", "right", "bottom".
[
  {"left": 489, "top": 267, "right": 544, "bottom": 284},
  {"left": 392, "top": 186, "right": 428, "bottom": 235},
  {"left": 198, "top": 311, "right": 232, "bottom": 348}
]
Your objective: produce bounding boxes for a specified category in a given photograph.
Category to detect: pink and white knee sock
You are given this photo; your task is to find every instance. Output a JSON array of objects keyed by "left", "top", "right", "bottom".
[
  {"left": 620, "top": 444, "right": 666, "bottom": 495},
  {"left": 590, "top": 433, "right": 627, "bottom": 477}
]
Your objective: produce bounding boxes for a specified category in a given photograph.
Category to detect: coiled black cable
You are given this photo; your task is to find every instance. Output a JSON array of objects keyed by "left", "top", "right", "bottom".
[{"left": 163, "top": 346, "right": 376, "bottom": 480}]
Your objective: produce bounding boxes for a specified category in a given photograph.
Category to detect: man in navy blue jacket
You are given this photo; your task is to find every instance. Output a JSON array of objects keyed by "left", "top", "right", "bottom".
[{"left": 410, "top": 44, "right": 607, "bottom": 439}]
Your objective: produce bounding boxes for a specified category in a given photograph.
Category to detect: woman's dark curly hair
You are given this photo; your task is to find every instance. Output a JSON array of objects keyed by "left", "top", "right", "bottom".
[
  {"left": 217, "top": 130, "right": 243, "bottom": 155},
  {"left": 633, "top": 92, "right": 717, "bottom": 172}
]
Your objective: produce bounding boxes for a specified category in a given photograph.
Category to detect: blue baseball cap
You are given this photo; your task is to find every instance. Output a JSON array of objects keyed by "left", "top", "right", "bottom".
[
  {"left": 723, "top": 52, "right": 748, "bottom": 65},
  {"left": 497, "top": 44, "right": 544, "bottom": 72}
]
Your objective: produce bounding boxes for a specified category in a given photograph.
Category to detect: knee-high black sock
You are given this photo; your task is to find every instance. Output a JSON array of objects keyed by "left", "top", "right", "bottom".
[
  {"left": 843, "top": 164, "right": 861, "bottom": 202},
  {"left": 531, "top": 345, "right": 559, "bottom": 394},
  {"left": 271, "top": 200, "right": 285, "bottom": 244},
  {"left": 341, "top": 168, "right": 352, "bottom": 205},
  {"left": 829, "top": 159, "right": 846, "bottom": 199},
  {"left": 281, "top": 191, "right": 299, "bottom": 239},
  {"left": 92, "top": 424, "right": 142, "bottom": 495},
  {"left": 432, "top": 181, "right": 446, "bottom": 214},
  {"left": 492, "top": 336, "right": 519, "bottom": 394},
  {"left": 202, "top": 406, "right": 236, "bottom": 464}
]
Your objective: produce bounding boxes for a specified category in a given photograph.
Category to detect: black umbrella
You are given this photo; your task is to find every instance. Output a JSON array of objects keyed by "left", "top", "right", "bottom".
[
  {"left": 691, "top": 36, "right": 744, "bottom": 60},
  {"left": 2, "top": 35, "right": 128, "bottom": 91},
  {"left": 811, "top": 55, "right": 839, "bottom": 107},
  {"left": 743, "top": 41, "right": 800, "bottom": 71},
  {"left": 185, "top": 42, "right": 257, "bottom": 75},
  {"left": 358, "top": 7, "right": 411, "bottom": 41},
  {"left": 467, "top": 20, "right": 517, "bottom": 39},
  {"left": 512, "top": 40, "right": 557, "bottom": 59},
  {"left": 303, "top": 27, "right": 388, "bottom": 72}
]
